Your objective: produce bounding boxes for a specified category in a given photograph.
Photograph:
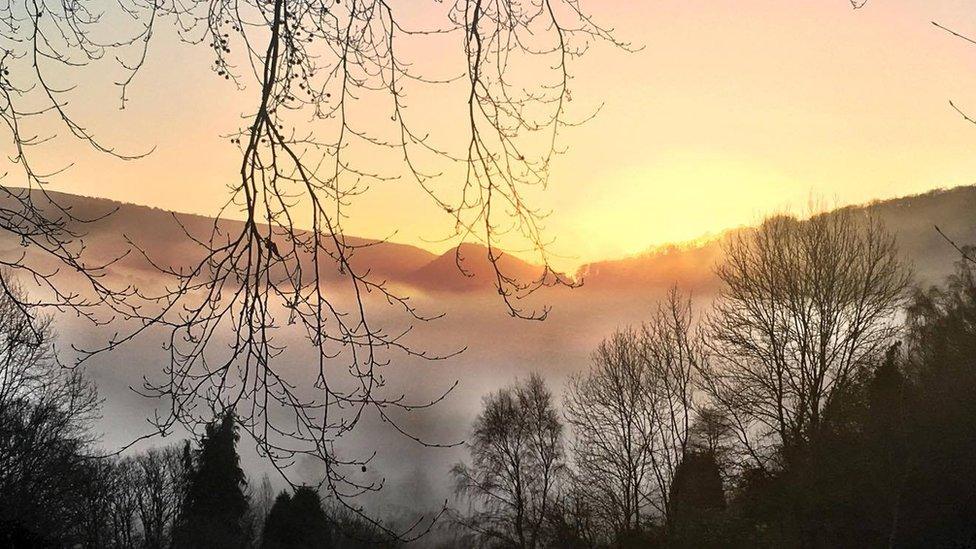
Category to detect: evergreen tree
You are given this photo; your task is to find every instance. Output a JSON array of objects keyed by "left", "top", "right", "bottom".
[
  {"left": 261, "top": 487, "right": 332, "bottom": 548},
  {"left": 862, "top": 342, "right": 912, "bottom": 546},
  {"left": 897, "top": 262, "right": 976, "bottom": 546},
  {"left": 174, "top": 411, "right": 250, "bottom": 548},
  {"left": 261, "top": 492, "right": 293, "bottom": 549},
  {"left": 667, "top": 451, "right": 726, "bottom": 548}
]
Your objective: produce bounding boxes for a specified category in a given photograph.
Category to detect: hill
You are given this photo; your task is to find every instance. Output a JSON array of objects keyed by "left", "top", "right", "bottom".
[
  {"left": 9, "top": 185, "right": 975, "bottom": 297},
  {"left": 577, "top": 185, "right": 976, "bottom": 291}
]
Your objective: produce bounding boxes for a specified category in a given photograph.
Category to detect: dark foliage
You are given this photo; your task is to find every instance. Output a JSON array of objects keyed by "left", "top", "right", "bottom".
[
  {"left": 174, "top": 412, "right": 251, "bottom": 548},
  {"left": 262, "top": 487, "right": 332, "bottom": 549},
  {"left": 0, "top": 274, "right": 101, "bottom": 547},
  {"left": 705, "top": 261, "right": 976, "bottom": 548},
  {"left": 0, "top": 399, "right": 91, "bottom": 546},
  {"left": 896, "top": 262, "right": 976, "bottom": 546},
  {"left": 667, "top": 451, "right": 726, "bottom": 548}
]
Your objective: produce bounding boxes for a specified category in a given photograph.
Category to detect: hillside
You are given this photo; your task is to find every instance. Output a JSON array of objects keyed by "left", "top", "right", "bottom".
[
  {"left": 578, "top": 185, "right": 976, "bottom": 291},
  {"left": 8, "top": 185, "right": 974, "bottom": 297}
]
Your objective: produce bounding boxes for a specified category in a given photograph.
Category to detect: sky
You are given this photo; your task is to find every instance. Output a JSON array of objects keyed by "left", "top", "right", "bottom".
[{"left": 21, "top": 0, "right": 976, "bottom": 269}]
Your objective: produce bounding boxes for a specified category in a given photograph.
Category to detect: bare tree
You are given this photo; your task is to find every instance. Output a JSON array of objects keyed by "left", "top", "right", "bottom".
[
  {"left": 686, "top": 406, "right": 735, "bottom": 479},
  {"left": 452, "top": 373, "right": 565, "bottom": 549},
  {"left": 0, "top": 271, "right": 100, "bottom": 499},
  {"left": 132, "top": 445, "right": 188, "bottom": 549},
  {"left": 700, "top": 209, "right": 911, "bottom": 467},
  {"left": 641, "top": 288, "right": 702, "bottom": 525},
  {"left": 106, "top": 458, "right": 140, "bottom": 549},
  {"left": 0, "top": 272, "right": 98, "bottom": 428},
  {"left": 546, "top": 475, "right": 599, "bottom": 549},
  {"left": 0, "top": 271, "right": 109, "bottom": 545},
  {"left": 564, "top": 328, "right": 654, "bottom": 538},
  {"left": 251, "top": 473, "right": 275, "bottom": 545},
  {"left": 562, "top": 289, "right": 701, "bottom": 539}
]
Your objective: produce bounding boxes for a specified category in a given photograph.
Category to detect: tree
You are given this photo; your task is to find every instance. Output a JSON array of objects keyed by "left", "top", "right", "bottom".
[
  {"left": 253, "top": 473, "right": 277, "bottom": 545},
  {"left": 701, "top": 209, "right": 911, "bottom": 464},
  {"left": 452, "top": 373, "right": 565, "bottom": 548},
  {"left": 666, "top": 451, "right": 725, "bottom": 548},
  {"left": 544, "top": 477, "right": 600, "bottom": 549},
  {"left": 174, "top": 411, "right": 250, "bottom": 548},
  {"left": 861, "top": 342, "right": 912, "bottom": 547},
  {"left": 108, "top": 459, "right": 140, "bottom": 549},
  {"left": 686, "top": 407, "right": 735, "bottom": 478},
  {"left": 261, "top": 486, "right": 332, "bottom": 549},
  {"left": 0, "top": 272, "right": 101, "bottom": 546},
  {"left": 133, "top": 444, "right": 189, "bottom": 549},
  {"left": 563, "top": 289, "right": 702, "bottom": 541},
  {"left": 894, "top": 259, "right": 976, "bottom": 546},
  {"left": 564, "top": 327, "right": 656, "bottom": 540},
  {"left": 322, "top": 498, "right": 400, "bottom": 549},
  {"left": 642, "top": 289, "right": 702, "bottom": 526},
  {"left": 263, "top": 492, "right": 296, "bottom": 549},
  {"left": 743, "top": 259, "right": 976, "bottom": 547},
  {"left": 73, "top": 457, "right": 140, "bottom": 549}
]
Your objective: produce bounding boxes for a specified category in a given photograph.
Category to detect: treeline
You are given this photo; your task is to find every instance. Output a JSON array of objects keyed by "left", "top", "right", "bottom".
[
  {"left": 450, "top": 210, "right": 976, "bottom": 548},
  {"left": 0, "top": 276, "right": 396, "bottom": 548}
]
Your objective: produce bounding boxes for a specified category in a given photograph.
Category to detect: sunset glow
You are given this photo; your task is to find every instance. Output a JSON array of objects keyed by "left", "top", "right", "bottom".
[{"left": 31, "top": 0, "right": 976, "bottom": 268}]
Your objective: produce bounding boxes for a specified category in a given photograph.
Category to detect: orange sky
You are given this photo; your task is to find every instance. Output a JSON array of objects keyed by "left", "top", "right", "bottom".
[{"left": 23, "top": 0, "right": 976, "bottom": 269}]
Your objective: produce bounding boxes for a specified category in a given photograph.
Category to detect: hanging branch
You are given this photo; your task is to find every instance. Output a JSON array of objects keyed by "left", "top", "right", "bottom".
[{"left": 0, "top": 0, "right": 629, "bottom": 531}]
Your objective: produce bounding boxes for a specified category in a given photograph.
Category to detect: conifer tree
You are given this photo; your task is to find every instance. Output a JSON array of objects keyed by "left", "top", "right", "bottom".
[
  {"left": 261, "top": 487, "right": 332, "bottom": 548},
  {"left": 174, "top": 411, "right": 250, "bottom": 548},
  {"left": 668, "top": 451, "right": 726, "bottom": 547}
]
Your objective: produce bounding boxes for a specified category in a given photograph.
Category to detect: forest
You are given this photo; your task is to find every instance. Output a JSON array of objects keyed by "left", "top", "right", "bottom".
[{"left": 4, "top": 207, "right": 976, "bottom": 548}]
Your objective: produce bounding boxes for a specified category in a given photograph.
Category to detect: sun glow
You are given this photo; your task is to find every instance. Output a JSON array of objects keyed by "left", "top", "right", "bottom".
[{"left": 31, "top": 0, "right": 976, "bottom": 272}]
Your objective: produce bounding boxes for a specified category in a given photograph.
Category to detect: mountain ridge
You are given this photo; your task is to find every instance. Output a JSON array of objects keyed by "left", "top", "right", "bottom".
[{"left": 6, "top": 185, "right": 976, "bottom": 293}]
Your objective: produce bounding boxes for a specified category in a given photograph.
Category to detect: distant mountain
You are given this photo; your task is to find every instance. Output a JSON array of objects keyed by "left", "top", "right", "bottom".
[
  {"left": 0, "top": 189, "right": 562, "bottom": 293},
  {"left": 0, "top": 188, "right": 437, "bottom": 285},
  {"left": 577, "top": 239, "right": 727, "bottom": 293},
  {"left": 405, "top": 242, "right": 551, "bottom": 292},
  {"left": 5, "top": 185, "right": 975, "bottom": 295},
  {"left": 576, "top": 186, "right": 976, "bottom": 292},
  {"left": 838, "top": 186, "right": 976, "bottom": 284}
]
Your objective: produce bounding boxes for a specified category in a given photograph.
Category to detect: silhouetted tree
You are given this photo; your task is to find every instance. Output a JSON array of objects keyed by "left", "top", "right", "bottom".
[
  {"left": 563, "top": 289, "right": 702, "bottom": 541},
  {"left": 701, "top": 210, "right": 911, "bottom": 465},
  {"left": 687, "top": 407, "right": 735, "bottom": 479},
  {"left": 895, "top": 259, "right": 976, "bottom": 546},
  {"left": 861, "top": 343, "right": 912, "bottom": 547},
  {"left": 262, "top": 492, "right": 295, "bottom": 549},
  {"left": 323, "top": 498, "right": 401, "bottom": 549},
  {"left": 546, "top": 479, "right": 599, "bottom": 549},
  {"left": 0, "top": 272, "right": 101, "bottom": 546},
  {"left": 642, "top": 289, "right": 702, "bottom": 524},
  {"left": 261, "top": 486, "right": 332, "bottom": 549},
  {"left": 107, "top": 458, "right": 140, "bottom": 548},
  {"left": 712, "top": 255, "right": 976, "bottom": 547},
  {"left": 564, "top": 328, "right": 657, "bottom": 540},
  {"left": 133, "top": 444, "right": 189, "bottom": 549},
  {"left": 666, "top": 451, "right": 725, "bottom": 548},
  {"left": 174, "top": 411, "right": 250, "bottom": 548},
  {"left": 452, "top": 373, "right": 565, "bottom": 548},
  {"left": 253, "top": 473, "right": 276, "bottom": 545}
]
